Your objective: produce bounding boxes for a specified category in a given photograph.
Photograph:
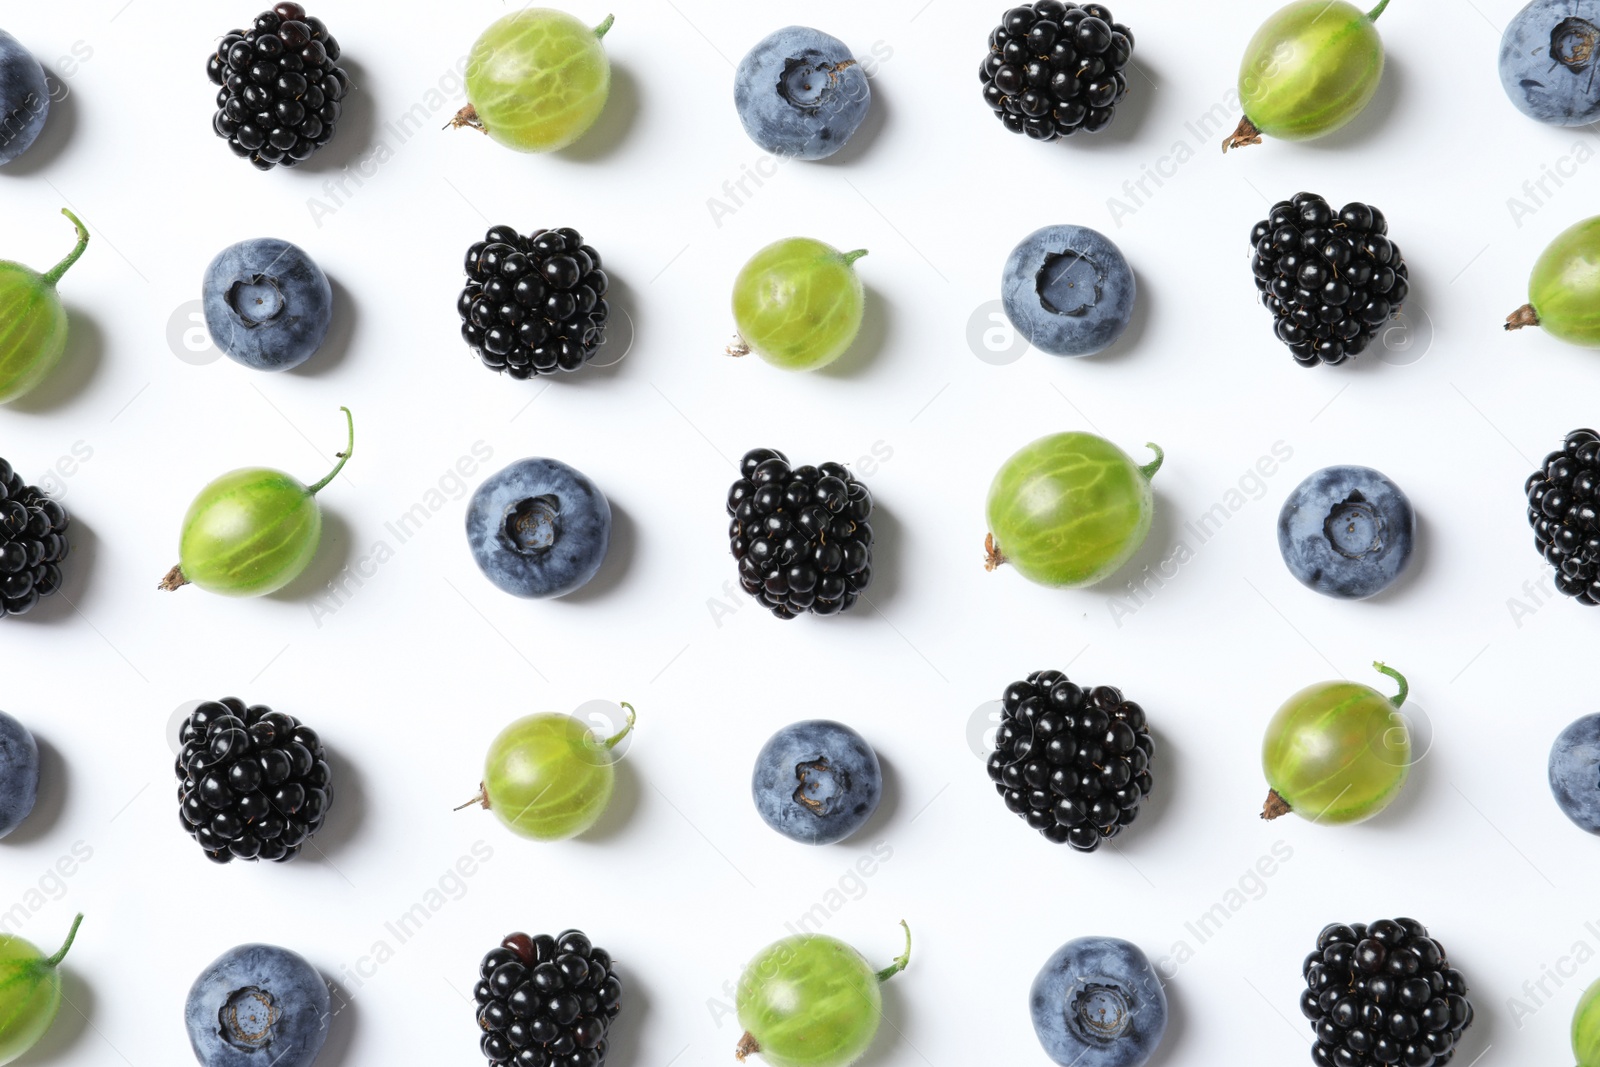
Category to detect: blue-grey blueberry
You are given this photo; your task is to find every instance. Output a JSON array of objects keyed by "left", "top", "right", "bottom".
[
  {"left": 1002, "top": 225, "right": 1136, "bottom": 357},
  {"left": 185, "top": 943, "right": 330, "bottom": 1067},
  {"left": 202, "top": 239, "right": 333, "bottom": 372},
  {"left": 0, "top": 709, "right": 38, "bottom": 838},
  {"left": 734, "top": 27, "right": 871, "bottom": 161},
  {"left": 1031, "top": 936, "right": 1167, "bottom": 1067},
  {"left": 0, "top": 30, "right": 48, "bottom": 166},
  {"left": 466, "top": 458, "right": 612, "bottom": 599},
  {"left": 1550, "top": 712, "right": 1600, "bottom": 833},
  {"left": 1278, "top": 465, "right": 1416, "bottom": 600},
  {"left": 752, "top": 719, "right": 881, "bottom": 845},
  {"left": 1500, "top": 0, "right": 1600, "bottom": 125}
]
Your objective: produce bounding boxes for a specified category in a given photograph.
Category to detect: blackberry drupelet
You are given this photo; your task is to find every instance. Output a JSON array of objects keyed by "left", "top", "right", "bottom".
[
  {"left": 1251, "top": 192, "right": 1410, "bottom": 367},
  {"left": 980, "top": 2, "right": 1135, "bottom": 140},
  {"left": 1526, "top": 428, "right": 1600, "bottom": 604},
  {"left": 987, "top": 670, "right": 1153, "bottom": 850},
  {"left": 459, "top": 226, "right": 611, "bottom": 379},
  {"left": 175, "top": 698, "right": 332, "bottom": 863},
  {"left": 726, "top": 448, "right": 874, "bottom": 620},
  {"left": 206, "top": 3, "right": 349, "bottom": 171},
  {"left": 475, "top": 930, "right": 622, "bottom": 1067},
  {"left": 0, "top": 458, "right": 70, "bottom": 619},
  {"left": 1301, "top": 918, "right": 1474, "bottom": 1067}
]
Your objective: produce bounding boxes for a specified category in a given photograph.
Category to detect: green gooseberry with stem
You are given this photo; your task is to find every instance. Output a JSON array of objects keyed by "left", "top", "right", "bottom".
[
  {"left": 1505, "top": 215, "right": 1600, "bottom": 346},
  {"left": 984, "top": 432, "right": 1164, "bottom": 588},
  {"left": 735, "top": 921, "right": 910, "bottom": 1067},
  {"left": 159, "top": 407, "right": 354, "bottom": 598},
  {"left": 0, "top": 913, "right": 82, "bottom": 1066},
  {"left": 1575, "top": 975, "right": 1600, "bottom": 1067},
  {"left": 461, "top": 703, "right": 636, "bottom": 841},
  {"left": 452, "top": 9, "right": 614, "bottom": 153},
  {"left": 0, "top": 209, "right": 89, "bottom": 405},
  {"left": 729, "top": 238, "right": 868, "bottom": 371},
  {"left": 1261, "top": 661, "right": 1412, "bottom": 824},
  {"left": 1223, "top": 0, "right": 1391, "bottom": 151}
]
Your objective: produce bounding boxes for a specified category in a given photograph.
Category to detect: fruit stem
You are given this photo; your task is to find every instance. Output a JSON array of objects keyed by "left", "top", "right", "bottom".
[
  {"left": 306, "top": 407, "right": 355, "bottom": 496},
  {"left": 1505, "top": 304, "right": 1540, "bottom": 331},
  {"left": 726, "top": 336, "right": 752, "bottom": 358},
  {"left": 874, "top": 920, "right": 912, "bottom": 982},
  {"left": 983, "top": 532, "right": 1006, "bottom": 572},
  {"left": 1372, "top": 661, "right": 1407, "bottom": 708},
  {"left": 448, "top": 104, "right": 487, "bottom": 134},
  {"left": 1139, "top": 443, "right": 1164, "bottom": 481},
  {"left": 41, "top": 209, "right": 90, "bottom": 287},
  {"left": 454, "top": 785, "right": 490, "bottom": 812},
  {"left": 603, "top": 703, "right": 636, "bottom": 749},
  {"left": 1366, "top": 0, "right": 1390, "bottom": 20},
  {"left": 842, "top": 249, "right": 870, "bottom": 267},
  {"left": 1221, "top": 116, "right": 1262, "bottom": 153},
  {"left": 735, "top": 1033, "right": 761, "bottom": 1061},
  {"left": 1261, "top": 789, "right": 1292, "bottom": 820},
  {"left": 594, "top": 14, "right": 615, "bottom": 38},
  {"left": 43, "top": 914, "right": 83, "bottom": 968},
  {"left": 158, "top": 564, "right": 190, "bottom": 592}
]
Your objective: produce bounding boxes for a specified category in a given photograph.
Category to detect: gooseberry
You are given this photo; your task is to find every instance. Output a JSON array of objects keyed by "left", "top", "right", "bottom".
[
  {"left": 730, "top": 238, "right": 868, "bottom": 371},
  {"left": 0, "top": 209, "right": 89, "bottom": 405},
  {"left": 0, "top": 913, "right": 82, "bottom": 1066},
  {"left": 452, "top": 9, "right": 614, "bottom": 153},
  {"left": 1505, "top": 215, "right": 1600, "bottom": 346}
]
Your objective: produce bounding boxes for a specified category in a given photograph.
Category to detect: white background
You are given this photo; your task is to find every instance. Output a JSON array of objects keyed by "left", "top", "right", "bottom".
[{"left": 1, "top": 0, "right": 1597, "bottom": 1065}]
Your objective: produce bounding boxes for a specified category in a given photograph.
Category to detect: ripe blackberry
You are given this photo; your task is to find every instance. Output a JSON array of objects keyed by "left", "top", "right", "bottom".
[
  {"left": 475, "top": 930, "right": 622, "bottom": 1067},
  {"left": 726, "top": 448, "right": 874, "bottom": 620},
  {"left": 175, "top": 698, "right": 332, "bottom": 864},
  {"left": 1301, "top": 918, "right": 1474, "bottom": 1067},
  {"left": 1526, "top": 428, "right": 1600, "bottom": 604},
  {"left": 987, "top": 671, "right": 1153, "bottom": 850},
  {"left": 1251, "top": 193, "right": 1410, "bottom": 367},
  {"left": 459, "top": 226, "right": 611, "bottom": 379},
  {"left": 980, "top": 2, "right": 1134, "bottom": 140},
  {"left": 0, "top": 459, "right": 70, "bottom": 619},
  {"left": 206, "top": 3, "right": 349, "bottom": 171}
]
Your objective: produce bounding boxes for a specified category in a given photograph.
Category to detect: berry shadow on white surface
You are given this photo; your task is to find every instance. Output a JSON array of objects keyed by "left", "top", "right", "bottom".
[
  {"left": 5, "top": 305, "right": 102, "bottom": 414},
  {"left": 1, "top": 732, "right": 63, "bottom": 845},
  {"left": 289, "top": 276, "right": 359, "bottom": 379},
  {"left": 815, "top": 281, "right": 893, "bottom": 379},
  {"left": 558, "top": 64, "right": 639, "bottom": 164},
  {"left": 0, "top": 77, "right": 73, "bottom": 178},
  {"left": 1297, "top": 52, "right": 1406, "bottom": 153},
  {"left": 267, "top": 508, "right": 355, "bottom": 604},
  {"left": 297, "top": 58, "right": 376, "bottom": 176}
]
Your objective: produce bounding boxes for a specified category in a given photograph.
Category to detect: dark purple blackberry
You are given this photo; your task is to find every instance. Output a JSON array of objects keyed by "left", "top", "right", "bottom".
[
  {"left": 459, "top": 226, "right": 611, "bottom": 379},
  {"left": 1526, "top": 428, "right": 1600, "bottom": 603},
  {"left": 206, "top": 3, "right": 349, "bottom": 171},
  {"left": 980, "top": 2, "right": 1134, "bottom": 140},
  {"left": 475, "top": 930, "right": 622, "bottom": 1067},
  {"left": 1251, "top": 192, "right": 1410, "bottom": 367},
  {"left": 1301, "top": 918, "right": 1474, "bottom": 1067},
  {"left": 987, "top": 671, "right": 1153, "bottom": 850},
  {"left": 175, "top": 698, "right": 332, "bottom": 863},
  {"left": 0, "top": 459, "right": 70, "bottom": 618},
  {"left": 727, "top": 448, "right": 874, "bottom": 620}
]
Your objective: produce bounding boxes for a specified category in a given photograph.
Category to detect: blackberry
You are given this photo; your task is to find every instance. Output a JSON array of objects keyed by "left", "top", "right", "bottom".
[
  {"left": 1526, "top": 428, "right": 1600, "bottom": 604},
  {"left": 726, "top": 448, "right": 874, "bottom": 620},
  {"left": 1251, "top": 192, "right": 1410, "bottom": 367},
  {"left": 0, "top": 459, "right": 70, "bottom": 618},
  {"left": 475, "top": 930, "right": 622, "bottom": 1067},
  {"left": 1300, "top": 918, "right": 1474, "bottom": 1067},
  {"left": 986, "top": 670, "right": 1153, "bottom": 850},
  {"left": 980, "top": 2, "right": 1134, "bottom": 140},
  {"left": 459, "top": 226, "right": 611, "bottom": 379},
  {"left": 206, "top": 3, "right": 349, "bottom": 171},
  {"left": 175, "top": 698, "right": 332, "bottom": 864}
]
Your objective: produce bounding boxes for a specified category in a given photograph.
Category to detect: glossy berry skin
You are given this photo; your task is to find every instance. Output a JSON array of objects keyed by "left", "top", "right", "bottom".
[
  {"left": 752, "top": 720, "right": 881, "bottom": 846},
  {"left": 466, "top": 458, "right": 611, "bottom": 599},
  {"left": 1576, "top": 976, "right": 1600, "bottom": 1067},
  {"left": 0, "top": 915, "right": 80, "bottom": 1066},
  {"left": 1227, "top": 0, "right": 1388, "bottom": 149},
  {"left": 1278, "top": 466, "right": 1416, "bottom": 600},
  {"left": 185, "top": 943, "right": 329, "bottom": 1067},
  {"left": 1030, "top": 937, "right": 1166, "bottom": 1067},
  {"left": 477, "top": 708, "right": 632, "bottom": 841},
  {"left": 459, "top": 225, "right": 610, "bottom": 379},
  {"left": 0, "top": 460, "right": 72, "bottom": 618},
  {"left": 202, "top": 239, "right": 332, "bottom": 371},
  {"left": 986, "top": 433, "right": 1162, "bottom": 588},
  {"left": 474, "top": 930, "right": 621, "bottom": 1067},
  {"left": 1507, "top": 216, "right": 1600, "bottom": 346},
  {"left": 0, "top": 30, "right": 48, "bottom": 166},
  {"left": 0, "top": 209, "right": 88, "bottom": 405},
  {"left": 1525, "top": 429, "right": 1600, "bottom": 602},
  {"left": 735, "top": 27, "right": 870, "bottom": 160},
  {"left": 732, "top": 239, "right": 867, "bottom": 370},
  {"left": 980, "top": 2, "right": 1135, "bottom": 140},
  {"left": 1549, "top": 713, "right": 1600, "bottom": 833},
  {"left": 1002, "top": 225, "right": 1135, "bottom": 357},
  {"left": 735, "top": 923, "right": 910, "bottom": 1067},
  {"left": 1500, "top": 0, "right": 1600, "bottom": 125},
  {"left": 1262, "top": 662, "right": 1410, "bottom": 825},
  {"left": 0, "top": 711, "right": 38, "bottom": 839},
  {"left": 1300, "top": 919, "right": 1473, "bottom": 1067},
  {"left": 459, "top": 10, "right": 613, "bottom": 153}
]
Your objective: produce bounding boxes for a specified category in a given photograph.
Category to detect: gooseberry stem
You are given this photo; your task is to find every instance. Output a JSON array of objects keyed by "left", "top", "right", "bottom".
[
  {"left": 842, "top": 249, "right": 870, "bottom": 267},
  {"left": 1139, "top": 443, "right": 1165, "bottom": 480},
  {"left": 41, "top": 210, "right": 90, "bottom": 287},
  {"left": 43, "top": 914, "right": 83, "bottom": 968},
  {"left": 1372, "top": 662, "right": 1407, "bottom": 708},
  {"left": 305, "top": 407, "right": 355, "bottom": 496},
  {"left": 455, "top": 785, "right": 490, "bottom": 812},
  {"left": 594, "top": 14, "right": 614, "bottom": 38},
  {"left": 983, "top": 532, "right": 1006, "bottom": 572},
  {"left": 1505, "top": 304, "right": 1540, "bottom": 331},
  {"left": 735, "top": 1033, "right": 761, "bottom": 1061},
  {"left": 1261, "top": 790, "right": 1292, "bottom": 820},
  {"left": 1366, "top": 0, "right": 1390, "bottom": 20},
  {"left": 603, "top": 703, "right": 636, "bottom": 749},
  {"left": 1222, "top": 116, "right": 1263, "bottom": 153},
  {"left": 873, "top": 920, "right": 912, "bottom": 982}
]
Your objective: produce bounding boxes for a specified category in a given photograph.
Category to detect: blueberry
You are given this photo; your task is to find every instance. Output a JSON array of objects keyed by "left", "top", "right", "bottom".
[
  {"left": 734, "top": 26, "right": 871, "bottom": 161},
  {"left": 1550, "top": 713, "right": 1600, "bottom": 833},
  {"left": 466, "top": 458, "right": 611, "bottom": 599},
  {"left": 0, "top": 710, "right": 39, "bottom": 838},
  {"left": 1030, "top": 936, "right": 1167, "bottom": 1067},
  {"left": 752, "top": 720, "right": 881, "bottom": 845},
  {"left": 1277, "top": 465, "right": 1416, "bottom": 600},
  {"left": 185, "top": 943, "right": 330, "bottom": 1067},
  {"left": 1002, "top": 225, "right": 1136, "bottom": 357},
  {"left": 1500, "top": 0, "right": 1600, "bottom": 125},
  {"left": 0, "top": 30, "right": 48, "bottom": 167},
  {"left": 202, "top": 239, "right": 334, "bottom": 371}
]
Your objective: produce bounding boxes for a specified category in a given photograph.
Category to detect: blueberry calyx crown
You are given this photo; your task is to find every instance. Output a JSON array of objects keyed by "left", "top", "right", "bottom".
[{"left": 219, "top": 986, "right": 279, "bottom": 1051}]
